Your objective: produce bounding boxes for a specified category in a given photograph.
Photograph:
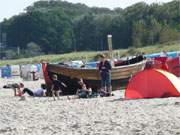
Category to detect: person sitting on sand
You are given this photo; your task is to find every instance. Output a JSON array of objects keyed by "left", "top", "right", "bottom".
[
  {"left": 22, "top": 84, "right": 47, "bottom": 97},
  {"left": 68, "top": 78, "right": 92, "bottom": 99},
  {"left": 76, "top": 78, "right": 92, "bottom": 98},
  {"left": 51, "top": 74, "right": 67, "bottom": 100},
  {"left": 13, "top": 83, "right": 47, "bottom": 97}
]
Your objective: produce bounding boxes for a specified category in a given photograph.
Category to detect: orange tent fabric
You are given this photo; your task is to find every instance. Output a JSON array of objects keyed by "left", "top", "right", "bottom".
[{"left": 125, "top": 69, "right": 180, "bottom": 99}]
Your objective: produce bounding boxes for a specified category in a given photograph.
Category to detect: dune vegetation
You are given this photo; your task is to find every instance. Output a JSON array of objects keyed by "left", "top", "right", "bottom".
[{"left": 0, "top": 41, "right": 179, "bottom": 66}]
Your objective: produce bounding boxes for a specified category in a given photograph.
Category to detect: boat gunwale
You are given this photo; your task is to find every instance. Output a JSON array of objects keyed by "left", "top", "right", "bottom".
[{"left": 47, "top": 60, "right": 147, "bottom": 71}]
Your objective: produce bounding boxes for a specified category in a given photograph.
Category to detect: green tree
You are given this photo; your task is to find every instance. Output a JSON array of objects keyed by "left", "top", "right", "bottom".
[
  {"left": 159, "top": 24, "right": 180, "bottom": 43},
  {"left": 0, "top": 0, "right": 179, "bottom": 59},
  {"left": 26, "top": 42, "right": 42, "bottom": 56},
  {"left": 146, "top": 16, "right": 161, "bottom": 45},
  {"left": 132, "top": 20, "right": 146, "bottom": 47}
]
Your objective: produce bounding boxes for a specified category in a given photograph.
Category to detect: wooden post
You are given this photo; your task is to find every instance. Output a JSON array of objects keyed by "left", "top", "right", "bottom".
[
  {"left": 85, "top": 55, "right": 87, "bottom": 63},
  {"left": 107, "top": 35, "right": 113, "bottom": 59},
  {"left": 17, "top": 46, "right": 20, "bottom": 56}
]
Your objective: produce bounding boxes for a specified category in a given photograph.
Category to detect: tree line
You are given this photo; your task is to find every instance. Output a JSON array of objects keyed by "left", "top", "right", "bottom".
[{"left": 0, "top": 0, "right": 179, "bottom": 59}]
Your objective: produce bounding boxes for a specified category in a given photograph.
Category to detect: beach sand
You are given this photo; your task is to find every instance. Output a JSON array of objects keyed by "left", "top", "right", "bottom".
[{"left": 0, "top": 77, "right": 180, "bottom": 135}]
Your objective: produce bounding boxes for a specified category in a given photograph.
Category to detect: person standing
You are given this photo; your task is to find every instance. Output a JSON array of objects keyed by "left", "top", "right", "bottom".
[
  {"left": 98, "top": 54, "right": 112, "bottom": 95},
  {"left": 51, "top": 74, "right": 67, "bottom": 100}
]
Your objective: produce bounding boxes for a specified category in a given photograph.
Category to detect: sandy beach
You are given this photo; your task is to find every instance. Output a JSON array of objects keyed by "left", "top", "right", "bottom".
[{"left": 0, "top": 77, "right": 180, "bottom": 135}]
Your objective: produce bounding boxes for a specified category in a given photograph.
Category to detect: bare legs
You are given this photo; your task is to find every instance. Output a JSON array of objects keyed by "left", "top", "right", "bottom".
[
  {"left": 107, "top": 86, "right": 112, "bottom": 94},
  {"left": 99, "top": 85, "right": 112, "bottom": 97},
  {"left": 13, "top": 88, "right": 17, "bottom": 96},
  {"left": 52, "top": 91, "right": 60, "bottom": 101}
]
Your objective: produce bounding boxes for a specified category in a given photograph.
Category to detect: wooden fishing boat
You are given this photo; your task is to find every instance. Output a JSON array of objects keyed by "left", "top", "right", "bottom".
[
  {"left": 45, "top": 59, "right": 147, "bottom": 95},
  {"left": 43, "top": 35, "right": 147, "bottom": 95}
]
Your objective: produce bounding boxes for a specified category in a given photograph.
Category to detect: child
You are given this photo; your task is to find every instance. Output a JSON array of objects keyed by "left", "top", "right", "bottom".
[
  {"left": 13, "top": 83, "right": 24, "bottom": 97},
  {"left": 51, "top": 74, "right": 67, "bottom": 100}
]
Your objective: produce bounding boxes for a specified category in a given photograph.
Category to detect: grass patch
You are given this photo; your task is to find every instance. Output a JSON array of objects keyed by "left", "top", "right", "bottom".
[{"left": 0, "top": 41, "right": 179, "bottom": 66}]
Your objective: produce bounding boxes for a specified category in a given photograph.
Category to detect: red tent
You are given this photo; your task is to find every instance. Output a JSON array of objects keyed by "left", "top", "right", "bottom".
[{"left": 125, "top": 69, "right": 180, "bottom": 99}]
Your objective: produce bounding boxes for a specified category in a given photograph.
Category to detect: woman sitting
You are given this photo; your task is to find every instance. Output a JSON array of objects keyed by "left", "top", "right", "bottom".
[
  {"left": 68, "top": 78, "right": 92, "bottom": 99},
  {"left": 76, "top": 78, "right": 92, "bottom": 98}
]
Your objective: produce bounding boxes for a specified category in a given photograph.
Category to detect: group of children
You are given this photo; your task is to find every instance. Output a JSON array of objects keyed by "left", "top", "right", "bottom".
[
  {"left": 12, "top": 54, "right": 113, "bottom": 100},
  {"left": 12, "top": 75, "right": 112, "bottom": 101},
  {"left": 12, "top": 75, "right": 94, "bottom": 101}
]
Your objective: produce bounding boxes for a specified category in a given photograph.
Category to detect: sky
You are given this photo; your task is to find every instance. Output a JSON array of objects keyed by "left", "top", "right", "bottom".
[{"left": 0, "top": 0, "right": 173, "bottom": 22}]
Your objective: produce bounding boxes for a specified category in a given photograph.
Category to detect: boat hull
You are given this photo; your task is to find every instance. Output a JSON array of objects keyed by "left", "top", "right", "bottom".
[{"left": 46, "top": 60, "right": 146, "bottom": 95}]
